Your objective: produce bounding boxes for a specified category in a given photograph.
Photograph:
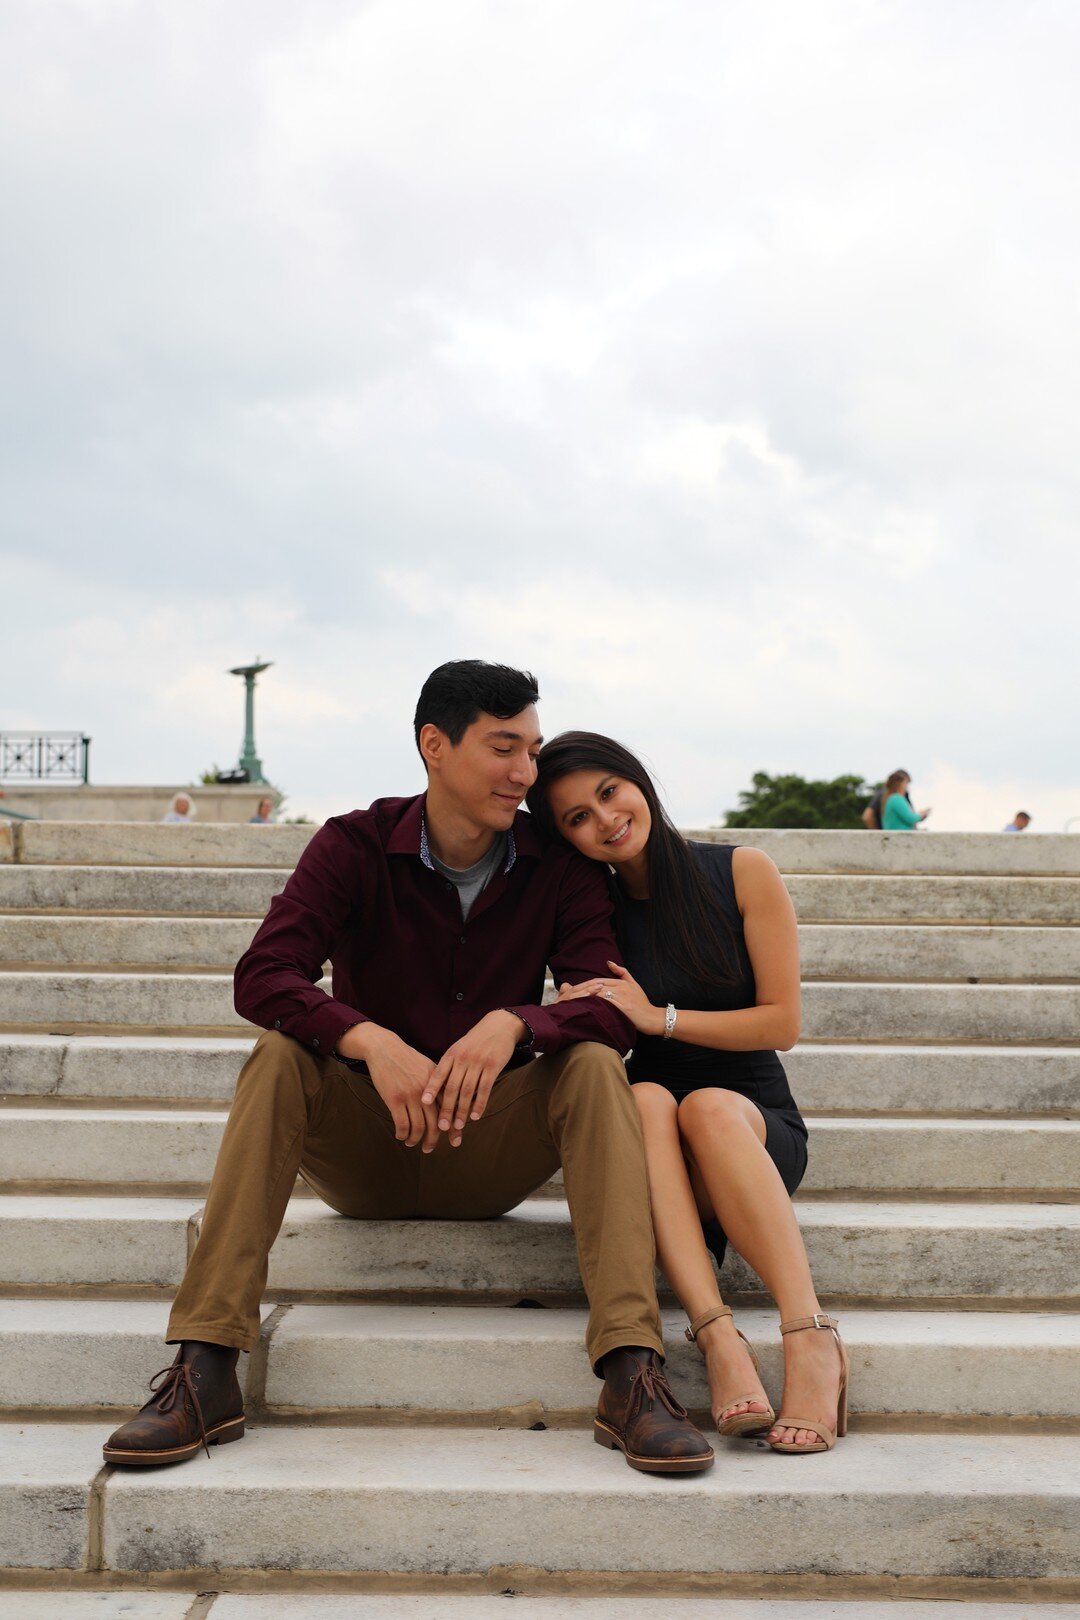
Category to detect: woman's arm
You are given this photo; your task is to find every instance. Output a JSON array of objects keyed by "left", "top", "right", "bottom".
[{"left": 555, "top": 847, "right": 801, "bottom": 1052}]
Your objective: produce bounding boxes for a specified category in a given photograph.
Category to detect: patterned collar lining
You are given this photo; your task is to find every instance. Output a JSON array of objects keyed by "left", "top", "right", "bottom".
[{"left": 419, "top": 815, "right": 516, "bottom": 875}]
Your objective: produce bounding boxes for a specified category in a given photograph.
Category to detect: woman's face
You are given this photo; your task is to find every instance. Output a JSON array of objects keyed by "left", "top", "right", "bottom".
[{"left": 545, "top": 768, "right": 652, "bottom": 866}]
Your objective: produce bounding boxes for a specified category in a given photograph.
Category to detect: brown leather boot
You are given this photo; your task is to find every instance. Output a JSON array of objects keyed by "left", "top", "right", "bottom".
[
  {"left": 594, "top": 1346, "right": 714, "bottom": 1473},
  {"left": 103, "top": 1341, "right": 245, "bottom": 1467}
]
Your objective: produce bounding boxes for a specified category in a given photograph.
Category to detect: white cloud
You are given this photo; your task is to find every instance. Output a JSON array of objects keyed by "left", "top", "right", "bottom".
[{"left": 2, "top": 0, "right": 1078, "bottom": 828}]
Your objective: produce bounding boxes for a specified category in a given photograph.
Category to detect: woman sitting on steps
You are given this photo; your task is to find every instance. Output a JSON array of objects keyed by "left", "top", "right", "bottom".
[{"left": 529, "top": 732, "right": 848, "bottom": 1455}]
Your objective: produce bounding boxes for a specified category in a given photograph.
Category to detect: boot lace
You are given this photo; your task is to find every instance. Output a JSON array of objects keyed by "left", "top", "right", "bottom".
[
  {"left": 147, "top": 1357, "right": 210, "bottom": 1458},
  {"left": 626, "top": 1360, "right": 689, "bottom": 1424}
]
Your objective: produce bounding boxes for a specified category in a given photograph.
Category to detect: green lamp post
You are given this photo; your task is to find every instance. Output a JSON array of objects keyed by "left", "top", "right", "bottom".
[{"left": 228, "top": 660, "right": 272, "bottom": 784}]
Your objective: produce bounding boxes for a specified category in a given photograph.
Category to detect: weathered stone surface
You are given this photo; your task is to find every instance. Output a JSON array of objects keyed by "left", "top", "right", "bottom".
[
  {"left": 0, "top": 1299, "right": 262, "bottom": 1408},
  {"left": 0, "top": 783, "right": 273, "bottom": 823},
  {"left": 0, "top": 862, "right": 285, "bottom": 916},
  {"left": 7, "top": 913, "right": 1079, "bottom": 981},
  {"left": 0, "top": 824, "right": 12, "bottom": 864},
  {"left": 0, "top": 1597, "right": 194, "bottom": 1618},
  {"left": 210, "top": 1601, "right": 1080, "bottom": 1620},
  {"left": 262, "top": 1302, "right": 1080, "bottom": 1419},
  {"left": 4, "top": 1109, "right": 1075, "bottom": 1194},
  {"left": 18, "top": 822, "right": 310, "bottom": 870},
  {"left": 5, "top": 972, "right": 1077, "bottom": 1041},
  {"left": 688, "top": 828, "right": 1080, "bottom": 876},
  {"left": 5, "top": 1034, "right": 1074, "bottom": 1114},
  {"left": 0, "top": 1196, "right": 197, "bottom": 1286},
  {"left": 798, "top": 924, "right": 1080, "bottom": 983},
  {"left": 0, "top": 1033, "right": 251, "bottom": 1100},
  {"left": 101, "top": 1426, "right": 1080, "bottom": 1577},
  {"left": 0, "top": 971, "right": 246, "bottom": 1030},
  {"left": 0, "top": 1109, "right": 228, "bottom": 1186},
  {"left": 801, "top": 982, "right": 1080, "bottom": 1043},
  {"left": 799, "top": 1116, "right": 1080, "bottom": 1193},
  {"left": 785, "top": 1043, "right": 1080, "bottom": 1114},
  {"left": 0, "top": 1423, "right": 99, "bottom": 1569},
  {"left": 254, "top": 1198, "right": 1080, "bottom": 1302},
  {"left": 0, "top": 916, "right": 257, "bottom": 969},
  {"left": 787, "top": 872, "right": 1080, "bottom": 923},
  {"left": 15, "top": 822, "right": 1080, "bottom": 875}
]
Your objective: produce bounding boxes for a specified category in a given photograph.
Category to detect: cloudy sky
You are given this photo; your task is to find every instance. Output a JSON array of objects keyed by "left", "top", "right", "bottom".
[{"left": 3, "top": 0, "right": 1078, "bottom": 829}]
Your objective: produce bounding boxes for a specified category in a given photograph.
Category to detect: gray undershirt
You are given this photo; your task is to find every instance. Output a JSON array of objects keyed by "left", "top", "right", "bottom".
[{"left": 430, "top": 833, "right": 507, "bottom": 921}]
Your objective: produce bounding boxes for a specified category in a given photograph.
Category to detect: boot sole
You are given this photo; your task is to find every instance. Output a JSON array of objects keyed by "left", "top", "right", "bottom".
[
  {"left": 593, "top": 1418, "right": 714, "bottom": 1474},
  {"left": 103, "top": 1414, "right": 246, "bottom": 1467}
]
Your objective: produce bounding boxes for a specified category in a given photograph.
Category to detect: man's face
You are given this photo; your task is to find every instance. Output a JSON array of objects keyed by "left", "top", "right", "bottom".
[{"left": 425, "top": 706, "right": 542, "bottom": 831}]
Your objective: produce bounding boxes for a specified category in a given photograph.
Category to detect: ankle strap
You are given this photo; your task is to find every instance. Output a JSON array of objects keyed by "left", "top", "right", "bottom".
[
  {"left": 779, "top": 1312, "right": 839, "bottom": 1336},
  {"left": 684, "top": 1305, "right": 733, "bottom": 1343}
]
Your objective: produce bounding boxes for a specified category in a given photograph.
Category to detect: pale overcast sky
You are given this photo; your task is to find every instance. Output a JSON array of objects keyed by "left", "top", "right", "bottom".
[{"left": 3, "top": 0, "right": 1078, "bottom": 829}]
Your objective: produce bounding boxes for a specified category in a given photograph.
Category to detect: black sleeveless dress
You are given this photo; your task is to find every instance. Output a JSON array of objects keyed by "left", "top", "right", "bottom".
[{"left": 616, "top": 841, "right": 807, "bottom": 1268}]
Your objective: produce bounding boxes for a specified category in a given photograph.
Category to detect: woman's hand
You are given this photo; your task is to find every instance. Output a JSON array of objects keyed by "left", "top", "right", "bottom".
[{"left": 555, "top": 961, "right": 665, "bottom": 1036}]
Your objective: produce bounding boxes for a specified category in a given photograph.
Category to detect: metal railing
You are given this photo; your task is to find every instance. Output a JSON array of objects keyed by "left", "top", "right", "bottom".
[{"left": 0, "top": 732, "right": 91, "bottom": 784}]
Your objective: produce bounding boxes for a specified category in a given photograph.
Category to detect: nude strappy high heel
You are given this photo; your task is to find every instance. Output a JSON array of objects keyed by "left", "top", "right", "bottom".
[
  {"left": 685, "top": 1305, "right": 776, "bottom": 1438},
  {"left": 768, "top": 1312, "right": 849, "bottom": 1454}
]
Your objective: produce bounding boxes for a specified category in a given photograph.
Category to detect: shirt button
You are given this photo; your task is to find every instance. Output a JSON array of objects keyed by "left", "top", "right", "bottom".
[
  {"left": 455, "top": 992, "right": 464, "bottom": 1001},
  {"left": 460, "top": 935, "right": 467, "bottom": 945},
  {"left": 312, "top": 1038, "right": 320, "bottom": 1046},
  {"left": 445, "top": 881, "right": 454, "bottom": 893},
  {"left": 274, "top": 1020, "right": 281, "bottom": 1029}
]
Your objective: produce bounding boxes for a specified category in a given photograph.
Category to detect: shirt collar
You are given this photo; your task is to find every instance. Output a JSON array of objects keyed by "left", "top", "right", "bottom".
[{"left": 420, "top": 814, "right": 516, "bottom": 875}]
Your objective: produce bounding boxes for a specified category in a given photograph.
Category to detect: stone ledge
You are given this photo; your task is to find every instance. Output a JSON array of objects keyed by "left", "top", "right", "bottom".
[{"left": 96, "top": 1426, "right": 1080, "bottom": 1578}]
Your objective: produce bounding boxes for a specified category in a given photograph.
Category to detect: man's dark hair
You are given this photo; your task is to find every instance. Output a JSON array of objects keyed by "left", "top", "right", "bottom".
[{"left": 413, "top": 660, "right": 540, "bottom": 756}]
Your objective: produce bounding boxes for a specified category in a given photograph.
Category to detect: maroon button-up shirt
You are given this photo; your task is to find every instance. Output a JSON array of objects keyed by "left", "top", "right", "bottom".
[{"left": 233, "top": 793, "right": 633, "bottom": 1061}]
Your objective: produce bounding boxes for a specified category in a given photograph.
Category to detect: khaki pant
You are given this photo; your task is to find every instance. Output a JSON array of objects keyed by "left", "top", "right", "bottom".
[{"left": 168, "top": 1030, "right": 664, "bottom": 1370}]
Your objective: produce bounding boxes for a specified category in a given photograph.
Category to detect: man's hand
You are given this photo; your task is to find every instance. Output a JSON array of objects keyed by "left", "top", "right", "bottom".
[
  {"left": 422, "top": 1010, "right": 526, "bottom": 1146},
  {"left": 337, "top": 1023, "right": 439, "bottom": 1151}
]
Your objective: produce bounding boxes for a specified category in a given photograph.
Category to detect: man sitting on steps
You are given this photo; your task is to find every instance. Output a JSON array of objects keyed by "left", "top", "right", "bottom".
[{"left": 103, "top": 659, "right": 712, "bottom": 1475}]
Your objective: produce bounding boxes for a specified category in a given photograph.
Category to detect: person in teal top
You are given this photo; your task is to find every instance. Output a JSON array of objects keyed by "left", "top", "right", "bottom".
[{"left": 881, "top": 770, "right": 930, "bottom": 829}]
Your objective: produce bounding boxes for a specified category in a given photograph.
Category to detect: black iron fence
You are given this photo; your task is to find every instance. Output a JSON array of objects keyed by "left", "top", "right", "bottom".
[{"left": 0, "top": 732, "right": 91, "bottom": 783}]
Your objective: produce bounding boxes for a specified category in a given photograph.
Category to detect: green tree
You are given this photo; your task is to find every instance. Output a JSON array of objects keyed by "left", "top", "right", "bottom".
[{"left": 723, "top": 771, "right": 877, "bottom": 829}]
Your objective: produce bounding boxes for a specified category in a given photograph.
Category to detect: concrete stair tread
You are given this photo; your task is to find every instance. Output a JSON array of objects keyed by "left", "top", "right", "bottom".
[
  {"left": 6, "top": 917, "right": 1080, "bottom": 982},
  {"left": 4, "top": 1422, "right": 1079, "bottom": 1578},
  {"left": 3, "top": 1034, "right": 1076, "bottom": 1114},
  {"left": 3, "top": 1298, "right": 1078, "bottom": 1418},
  {"left": 4, "top": 974, "right": 1080, "bottom": 1042},
  {"left": 2, "top": 1109, "right": 1076, "bottom": 1196},
  {"left": 5, "top": 1602, "right": 1076, "bottom": 1620},
  {"left": 10, "top": 822, "right": 1080, "bottom": 873},
  {"left": 3, "top": 1195, "right": 1077, "bottom": 1299}
]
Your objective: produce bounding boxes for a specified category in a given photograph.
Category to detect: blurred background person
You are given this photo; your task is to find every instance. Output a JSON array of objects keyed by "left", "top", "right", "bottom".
[
  {"left": 162, "top": 793, "right": 196, "bottom": 824},
  {"left": 882, "top": 772, "right": 930, "bottom": 830},
  {"left": 1004, "top": 810, "right": 1032, "bottom": 832}
]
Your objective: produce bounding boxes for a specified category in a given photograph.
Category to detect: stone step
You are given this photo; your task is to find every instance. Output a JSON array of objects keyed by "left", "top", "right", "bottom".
[
  {"left": 6, "top": 863, "right": 1080, "bottom": 927},
  {"left": 0, "top": 916, "right": 256, "bottom": 969},
  {"left": 5, "top": 1602, "right": 1071, "bottom": 1620},
  {"left": 688, "top": 827, "right": 1080, "bottom": 876},
  {"left": 3, "top": 1108, "right": 1076, "bottom": 1195},
  {"left": 2, "top": 1195, "right": 1077, "bottom": 1300},
  {"left": 3, "top": 972, "right": 1079, "bottom": 1041},
  {"left": 3, "top": 1298, "right": 1077, "bottom": 1419},
  {"left": 787, "top": 873, "right": 1080, "bottom": 924},
  {"left": 4, "top": 1422, "right": 1077, "bottom": 1579},
  {"left": 5, "top": 1033, "right": 1076, "bottom": 1114},
  {"left": 5, "top": 915, "right": 1080, "bottom": 981},
  {"left": 0, "top": 863, "right": 284, "bottom": 916},
  {"left": 9, "top": 821, "right": 1080, "bottom": 874}
]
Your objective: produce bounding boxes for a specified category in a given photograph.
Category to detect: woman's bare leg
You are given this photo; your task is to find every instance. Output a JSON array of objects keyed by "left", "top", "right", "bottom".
[
  {"left": 677, "top": 1088, "right": 841, "bottom": 1448},
  {"left": 632, "top": 1083, "right": 770, "bottom": 1427}
]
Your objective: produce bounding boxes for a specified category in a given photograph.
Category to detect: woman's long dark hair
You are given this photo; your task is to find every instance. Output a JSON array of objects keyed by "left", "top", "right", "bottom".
[{"left": 528, "top": 731, "right": 739, "bottom": 991}]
